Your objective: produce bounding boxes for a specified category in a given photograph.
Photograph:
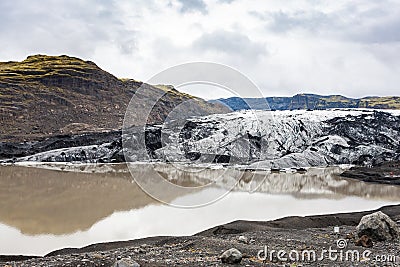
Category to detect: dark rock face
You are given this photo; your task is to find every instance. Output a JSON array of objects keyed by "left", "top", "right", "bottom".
[
  {"left": 0, "top": 130, "right": 122, "bottom": 160},
  {"left": 325, "top": 111, "right": 400, "bottom": 165},
  {"left": 327, "top": 112, "right": 400, "bottom": 149}
]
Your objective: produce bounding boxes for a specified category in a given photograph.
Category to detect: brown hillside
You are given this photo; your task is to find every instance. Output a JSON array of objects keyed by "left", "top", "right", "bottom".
[{"left": 0, "top": 55, "right": 229, "bottom": 142}]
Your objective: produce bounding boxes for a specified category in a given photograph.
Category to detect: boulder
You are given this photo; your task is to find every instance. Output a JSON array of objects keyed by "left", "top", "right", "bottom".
[
  {"left": 238, "top": 235, "right": 248, "bottom": 244},
  {"left": 220, "top": 248, "right": 242, "bottom": 264},
  {"left": 356, "top": 211, "right": 400, "bottom": 241},
  {"left": 113, "top": 258, "right": 140, "bottom": 267}
]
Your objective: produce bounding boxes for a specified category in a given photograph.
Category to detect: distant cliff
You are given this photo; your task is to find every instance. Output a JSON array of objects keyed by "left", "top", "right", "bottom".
[
  {"left": 0, "top": 55, "right": 229, "bottom": 142},
  {"left": 211, "top": 94, "right": 400, "bottom": 111}
]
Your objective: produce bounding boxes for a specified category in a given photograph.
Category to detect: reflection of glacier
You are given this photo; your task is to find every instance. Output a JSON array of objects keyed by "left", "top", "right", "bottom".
[
  {"left": 13, "top": 163, "right": 400, "bottom": 201},
  {"left": 152, "top": 164, "right": 400, "bottom": 201},
  {"left": 0, "top": 163, "right": 399, "bottom": 244}
]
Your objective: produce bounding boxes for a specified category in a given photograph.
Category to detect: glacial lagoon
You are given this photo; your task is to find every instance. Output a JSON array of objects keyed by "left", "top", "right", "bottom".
[{"left": 0, "top": 163, "right": 399, "bottom": 255}]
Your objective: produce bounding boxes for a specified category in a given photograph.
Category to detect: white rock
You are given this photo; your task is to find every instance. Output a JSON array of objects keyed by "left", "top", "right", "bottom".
[
  {"left": 238, "top": 235, "right": 248, "bottom": 244},
  {"left": 220, "top": 248, "right": 242, "bottom": 264},
  {"left": 113, "top": 258, "right": 140, "bottom": 267},
  {"left": 356, "top": 211, "right": 400, "bottom": 241}
]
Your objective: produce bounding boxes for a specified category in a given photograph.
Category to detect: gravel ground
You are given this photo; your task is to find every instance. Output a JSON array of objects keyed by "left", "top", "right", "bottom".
[{"left": 2, "top": 206, "right": 400, "bottom": 267}]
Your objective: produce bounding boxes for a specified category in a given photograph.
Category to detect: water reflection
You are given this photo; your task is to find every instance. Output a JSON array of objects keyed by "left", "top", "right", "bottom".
[
  {"left": 0, "top": 165, "right": 154, "bottom": 235},
  {"left": 153, "top": 163, "right": 400, "bottom": 200},
  {"left": 0, "top": 163, "right": 399, "bottom": 255}
]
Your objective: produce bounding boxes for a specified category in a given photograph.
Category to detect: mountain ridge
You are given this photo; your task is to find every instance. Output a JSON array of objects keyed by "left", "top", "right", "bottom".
[
  {"left": 0, "top": 54, "right": 229, "bottom": 142},
  {"left": 211, "top": 94, "right": 400, "bottom": 111}
]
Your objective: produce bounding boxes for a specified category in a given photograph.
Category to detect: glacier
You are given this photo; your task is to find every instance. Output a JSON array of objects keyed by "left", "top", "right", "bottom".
[{"left": 3, "top": 109, "right": 400, "bottom": 169}]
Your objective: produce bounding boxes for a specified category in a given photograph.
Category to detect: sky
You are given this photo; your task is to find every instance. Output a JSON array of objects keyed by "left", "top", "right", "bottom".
[{"left": 0, "top": 0, "right": 400, "bottom": 99}]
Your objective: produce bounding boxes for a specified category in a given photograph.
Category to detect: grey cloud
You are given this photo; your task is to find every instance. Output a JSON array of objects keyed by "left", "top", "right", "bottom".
[
  {"left": 177, "top": 0, "right": 207, "bottom": 14},
  {"left": 252, "top": 2, "right": 400, "bottom": 44},
  {"left": 218, "top": 0, "right": 236, "bottom": 3},
  {"left": 193, "top": 30, "right": 267, "bottom": 59},
  {"left": 249, "top": 8, "right": 337, "bottom": 34},
  {"left": 335, "top": 3, "right": 400, "bottom": 44},
  {"left": 115, "top": 31, "right": 137, "bottom": 55},
  {"left": 352, "top": 17, "right": 400, "bottom": 44},
  {"left": 0, "top": 0, "right": 137, "bottom": 58},
  {"left": 1, "top": 0, "right": 399, "bottom": 98},
  {"left": 267, "top": 10, "right": 333, "bottom": 33}
]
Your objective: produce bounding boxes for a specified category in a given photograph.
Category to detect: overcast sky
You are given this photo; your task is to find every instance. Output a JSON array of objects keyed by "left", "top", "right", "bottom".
[{"left": 1, "top": 0, "right": 400, "bottom": 99}]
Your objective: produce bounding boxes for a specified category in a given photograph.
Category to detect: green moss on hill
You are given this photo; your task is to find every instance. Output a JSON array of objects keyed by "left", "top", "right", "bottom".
[
  {"left": 0, "top": 55, "right": 229, "bottom": 142},
  {"left": 359, "top": 97, "right": 400, "bottom": 109}
]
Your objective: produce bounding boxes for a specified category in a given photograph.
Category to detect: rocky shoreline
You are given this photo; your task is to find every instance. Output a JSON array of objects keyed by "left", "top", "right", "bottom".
[
  {"left": 1, "top": 205, "right": 399, "bottom": 267},
  {"left": 341, "top": 161, "right": 400, "bottom": 185}
]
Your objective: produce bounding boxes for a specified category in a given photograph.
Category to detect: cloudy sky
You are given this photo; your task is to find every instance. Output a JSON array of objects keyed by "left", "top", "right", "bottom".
[{"left": 1, "top": 0, "right": 399, "bottom": 99}]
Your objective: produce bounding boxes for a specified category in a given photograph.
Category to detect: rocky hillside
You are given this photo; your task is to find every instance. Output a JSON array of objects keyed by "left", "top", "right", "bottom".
[
  {"left": 212, "top": 94, "right": 400, "bottom": 111},
  {"left": 0, "top": 55, "right": 228, "bottom": 142}
]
